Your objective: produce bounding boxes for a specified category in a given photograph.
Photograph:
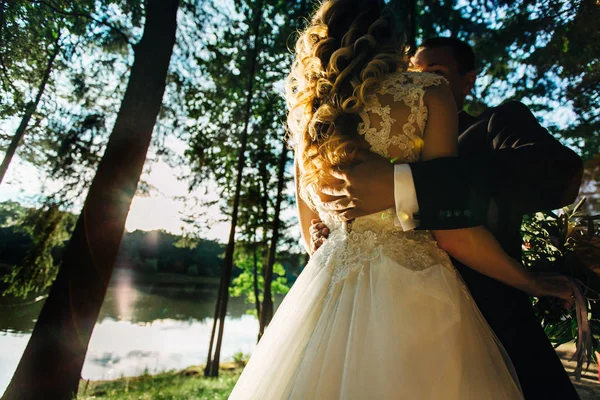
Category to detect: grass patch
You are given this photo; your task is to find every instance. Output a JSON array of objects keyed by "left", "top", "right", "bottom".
[{"left": 77, "top": 364, "right": 242, "bottom": 400}]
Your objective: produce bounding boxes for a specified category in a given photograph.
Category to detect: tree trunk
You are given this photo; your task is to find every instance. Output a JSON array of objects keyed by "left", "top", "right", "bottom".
[
  {"left": 252, "top": 230, "right": 262, "bottom": 327},
  {"left": 259, "top": 144, "right": 287, "bottom": 338},
  {"left": 204, "top": 0, "right": 264, "bottom": 378},
  {"left": 258, "top": 145, "right": 270, "bottom": 268},
  {"left": 0, "top": 41, "right": 59, "bottom": 186},
  {"left": 1, "top": 1, "right": 179, "bottom": 398},
  {"left": 406, "top": 0, "right": 417, "bottom": 53}
]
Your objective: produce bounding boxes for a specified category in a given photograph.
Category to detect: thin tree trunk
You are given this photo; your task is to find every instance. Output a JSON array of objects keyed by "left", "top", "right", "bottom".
[
  {"left": 252, "top": 229, "right": 262, "bottom": 320},
  {"left": 252, "top": 232, "right": 262, "bottom": 341},
  {"left": 203, "top": 282, "right": 222, "bottom": 375},
  {"left": 204, "top": 0, "right": 264, "bottom": 378},
  {"left": 406, "top": 0, "right": 417, "bottom": 53},
  {"left": 0, "top": 41, "right": 59, "bottom": 186},
  {"left": 255, "top": 0, "right": 306, "bottom": 337},
  {"left": 257, "top": 143, "right": 270, "bottom": 325},
  {"left": 258, "top": 145, "right": 270, "bottom": 270},
  {"left": 259, "top": 144, "right": 287, "bottom": 338},
  {"left": 1, "top": 1, "right": 179, "bottom": 398}
]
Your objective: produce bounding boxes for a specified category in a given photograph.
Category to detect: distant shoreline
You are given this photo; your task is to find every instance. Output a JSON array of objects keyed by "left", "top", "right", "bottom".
[
  {"left": 0, "top": 268, "right": 221, "bottom": 306},
  {"left": 109, "top": 268, "right": 221, "bottom": 287}
]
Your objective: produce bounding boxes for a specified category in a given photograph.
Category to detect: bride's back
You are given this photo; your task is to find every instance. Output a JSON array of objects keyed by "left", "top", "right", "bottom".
[{"left": 310, "top": 71, "right": 448, "bottom": 231}]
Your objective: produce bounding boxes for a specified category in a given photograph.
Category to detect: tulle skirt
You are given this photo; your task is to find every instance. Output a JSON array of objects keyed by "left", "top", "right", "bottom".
[{"left": 228, "top": 229, "right": 523, "bottom": 399}]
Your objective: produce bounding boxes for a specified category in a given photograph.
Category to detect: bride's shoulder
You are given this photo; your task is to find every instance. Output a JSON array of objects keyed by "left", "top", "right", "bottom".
[{"left": 377, "top": 71, "right": 447, "bottom": 95}]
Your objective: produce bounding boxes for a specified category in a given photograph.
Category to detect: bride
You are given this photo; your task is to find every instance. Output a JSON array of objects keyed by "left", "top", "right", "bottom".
[{"left": 229, "top": 1, "right": 572, "bottom": 399}]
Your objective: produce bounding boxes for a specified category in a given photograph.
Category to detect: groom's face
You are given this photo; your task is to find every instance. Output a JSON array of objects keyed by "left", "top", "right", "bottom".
[{"left": 410, "top": 46, "right": 476, "bottom": 110}]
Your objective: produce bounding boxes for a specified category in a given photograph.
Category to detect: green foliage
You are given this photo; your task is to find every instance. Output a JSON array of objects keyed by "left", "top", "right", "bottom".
[
  {"left": 0, "top": 200, "right": 27, "bottom": 226},
  {"left": 0, "top": 0, "right": 150, "bottom": 205},
  {"left": 0, "top": 0, "right": 67, "bottom": 118},
  {"left": 229, "top": 246, "right": 290, "bottom": 313},
  {"left": 1, "top": 200, "right": 76, "bottom": 298},
  {"left": 580, "top": 155, "right": 600, "bottom": 214},
  {"left": 469, "top": 0, "right": 599, "bottom": 160},
  {"left": 0, "top": 201, "right": 228, "bottom": 298},
  {"left": 181, "top": 0, "right": 302, "bottom": 246},
  {"left": 521, "top": 200, "right": 600, "bottom": 350},
  {"left": 388, "top": 0, "right": 599, "bottom": 158},
  {"left": 77, "top": 366, "right": 242, "bottom": 400},
  {"left": 118, "top": 230, "right": 225, "bottom": 277},
  {"left": 231, "top": 352, "right": 249, "bottom": 367}
]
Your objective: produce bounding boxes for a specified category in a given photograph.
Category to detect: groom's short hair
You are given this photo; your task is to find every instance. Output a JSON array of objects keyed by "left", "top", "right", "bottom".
[{"left": 418, "top": 37, "right": 476, "bottom": 74}]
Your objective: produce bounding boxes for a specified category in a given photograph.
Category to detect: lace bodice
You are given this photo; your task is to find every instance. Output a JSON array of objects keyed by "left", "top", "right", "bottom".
[
  {"left": 311, "top": 71, "right": 446, "bottom": 233},
  {"left": 357, "top": 71, "right": 445, "bottom": 160}
]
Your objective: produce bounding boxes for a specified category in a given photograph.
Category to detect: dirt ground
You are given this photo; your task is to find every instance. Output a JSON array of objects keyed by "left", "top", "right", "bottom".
[{"left": 556, "top": 343, "right": 600, "bottom": 400}]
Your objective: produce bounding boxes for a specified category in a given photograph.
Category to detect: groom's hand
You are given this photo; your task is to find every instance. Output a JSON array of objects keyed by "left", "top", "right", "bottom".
[{"left": 316, "top": 150, "right": 395, "bottom": 221}]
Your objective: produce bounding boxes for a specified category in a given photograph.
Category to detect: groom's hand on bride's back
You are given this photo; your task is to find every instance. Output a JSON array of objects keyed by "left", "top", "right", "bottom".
[{"left": 316, "top": 150, "right": 395, "bottom": 221}]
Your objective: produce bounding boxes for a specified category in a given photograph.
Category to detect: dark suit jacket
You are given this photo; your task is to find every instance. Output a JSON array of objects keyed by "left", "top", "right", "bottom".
[
  {"left": 409, "top": 101, "right": 583, "bottom": 399},
  {"left": 410, "top": 101, "right": 583, "bottom": 320}
]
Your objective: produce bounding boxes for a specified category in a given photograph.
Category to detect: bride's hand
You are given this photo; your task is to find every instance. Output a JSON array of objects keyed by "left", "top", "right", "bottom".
[{"left": 309, "top": 219, "right": 329, "bottom": 253}]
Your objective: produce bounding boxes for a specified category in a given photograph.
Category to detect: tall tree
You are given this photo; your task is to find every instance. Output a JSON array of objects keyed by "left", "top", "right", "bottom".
[
  {"left": 259, "top": 143, "right": 288, "bottom": 337},
  {"left": 0, "top": 0, "right": 136, "bottom": 190},
  {"left": 255, "top": 0, "right": 310, "bottom": 338},
  {"left": 0, "top": 0, "right": 64, "bottom": 186},
  {"left": 0, "top": 1, "right": 143, "bottom": 302},
  {"left": 185, "top": 0, "right": 308, "bottom": 350},
  {"left": 1, "top": 0, "right": 179, "bottom": 398},
  {"left": 0, "top": 36, "right": 60, "bottom": 185},
  {"left": 204, "top": 0, "right": 265, "bottom": 378}
]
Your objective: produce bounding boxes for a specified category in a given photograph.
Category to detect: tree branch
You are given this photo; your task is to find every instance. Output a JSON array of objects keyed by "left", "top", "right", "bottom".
[{"left": 27, "top": 0, "right": 135, "bottom": 47}]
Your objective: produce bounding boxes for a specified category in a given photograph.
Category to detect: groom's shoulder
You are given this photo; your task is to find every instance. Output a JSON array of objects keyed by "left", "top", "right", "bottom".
[{"left": 486, "top": 100, "right": 537, "bottom": 122}]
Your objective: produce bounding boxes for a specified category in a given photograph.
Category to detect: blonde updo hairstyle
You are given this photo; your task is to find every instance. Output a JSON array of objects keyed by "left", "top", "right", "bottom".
[{"left": 286, "top": 0, "right": 406, "bottom": 207}]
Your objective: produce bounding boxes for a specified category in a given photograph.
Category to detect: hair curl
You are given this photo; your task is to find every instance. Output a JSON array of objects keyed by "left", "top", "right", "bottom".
[{"left": 286, "top": 0, "right": 406, "bottom": 207}]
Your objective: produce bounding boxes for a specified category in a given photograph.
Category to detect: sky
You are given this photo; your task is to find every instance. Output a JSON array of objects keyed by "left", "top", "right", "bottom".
[{"left": 0, "top": 142, "right": 235, "bottom": 243}]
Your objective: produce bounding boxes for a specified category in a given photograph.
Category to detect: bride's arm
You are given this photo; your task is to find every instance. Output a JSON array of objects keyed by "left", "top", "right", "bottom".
[
  {"left": 421, "top": 84, "right": 569, "bottom": 298},
  {"left": 294, "top": 156, "right": 321, "bottom": 255}
]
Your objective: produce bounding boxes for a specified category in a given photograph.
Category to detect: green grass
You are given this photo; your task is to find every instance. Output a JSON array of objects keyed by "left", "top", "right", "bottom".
[{"left": 77, "top": 365, "right": 242, "bottom": 400}]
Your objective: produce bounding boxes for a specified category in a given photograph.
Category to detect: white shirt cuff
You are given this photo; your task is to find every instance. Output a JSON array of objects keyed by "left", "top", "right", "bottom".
[{"left": 393, "top": 164, "right": 420, "bottom": 231}]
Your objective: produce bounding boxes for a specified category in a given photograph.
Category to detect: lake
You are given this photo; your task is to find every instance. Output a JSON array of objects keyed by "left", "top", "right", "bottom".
[{"left": 0, "top": 270, "right": 274, "bottom": 394}]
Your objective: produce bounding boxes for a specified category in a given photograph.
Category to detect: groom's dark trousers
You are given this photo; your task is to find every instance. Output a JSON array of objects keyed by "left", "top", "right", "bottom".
[{"left": 410, "top": 101, "right": 583, "bottom": 400}]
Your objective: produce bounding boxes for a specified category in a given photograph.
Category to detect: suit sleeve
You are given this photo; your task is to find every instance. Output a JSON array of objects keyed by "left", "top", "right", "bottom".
[
  {"left": 481, "top": 101, "right": 583, "bottom": 214},
  {"left": 409, "top": 101, "right": 583, "bottom": 230},
  {"left": 409, "top": 157, "right": 490, "bottom": 229}
]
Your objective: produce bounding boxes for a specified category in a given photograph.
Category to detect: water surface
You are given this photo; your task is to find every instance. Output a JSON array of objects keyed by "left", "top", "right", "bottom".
[{"left": 0, "top": 270, "right": 267, "bottom": 393}]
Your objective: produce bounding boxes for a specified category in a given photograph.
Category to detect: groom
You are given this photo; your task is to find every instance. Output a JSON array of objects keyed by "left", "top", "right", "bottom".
[{"left": 312, "top": 37, "right": 583, "bottom": 399}]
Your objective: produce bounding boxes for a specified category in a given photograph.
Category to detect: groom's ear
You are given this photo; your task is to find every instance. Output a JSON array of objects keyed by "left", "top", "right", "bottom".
[{"left": 463, "top": 70, "right": 477, "bottom": 95}]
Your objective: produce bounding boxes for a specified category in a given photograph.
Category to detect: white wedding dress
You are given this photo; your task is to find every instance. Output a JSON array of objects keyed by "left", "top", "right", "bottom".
[{"left": 228, "top": 72, "right": 524, "bottom": 399}]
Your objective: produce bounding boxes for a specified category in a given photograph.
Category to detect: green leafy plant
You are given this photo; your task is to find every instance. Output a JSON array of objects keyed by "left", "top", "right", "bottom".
[
  {"left": 521, "top": 198, "right": 600, "bottom": 354},
  {"left": 232, "top": 352, "right": 249, "bottom": 368},
  {"left": 1, "top": 200, "right": 76, "bottom": 298},
  {"left": 229, "top": 249, "right": 290, "bottom": 316}
]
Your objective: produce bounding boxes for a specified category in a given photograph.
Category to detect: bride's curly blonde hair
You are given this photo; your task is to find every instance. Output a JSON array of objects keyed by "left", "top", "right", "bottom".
[{"left": 286, "top": 0, "right": 406, "bottom": 206}]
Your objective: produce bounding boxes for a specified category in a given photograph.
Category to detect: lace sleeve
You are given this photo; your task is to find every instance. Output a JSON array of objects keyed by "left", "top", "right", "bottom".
[{"left": 357, "top": 72, "right": 447, "bottom": 162}]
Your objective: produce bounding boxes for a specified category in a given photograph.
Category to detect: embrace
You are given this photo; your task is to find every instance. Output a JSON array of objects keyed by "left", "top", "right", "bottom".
[{"left": 230, "top": 0, "right": 584, "bottom": 399}]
